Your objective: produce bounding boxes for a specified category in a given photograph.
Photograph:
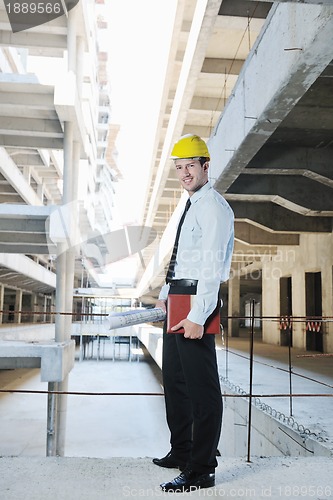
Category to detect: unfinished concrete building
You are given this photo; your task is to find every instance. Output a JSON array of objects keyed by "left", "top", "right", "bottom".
[{"left": 0, "top": 0, "right": 332, "bottom": 461}]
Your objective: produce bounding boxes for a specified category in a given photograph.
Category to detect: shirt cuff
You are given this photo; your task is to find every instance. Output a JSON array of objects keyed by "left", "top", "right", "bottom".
[
  {"left": 158, "top": 283, "right": 170, "bottom": 301},
  {"left": 187, "top": 307, "right": 206, "bottom": 326},
  {"left": 187, "top": 289, "right": 220, "bottom": 325}
]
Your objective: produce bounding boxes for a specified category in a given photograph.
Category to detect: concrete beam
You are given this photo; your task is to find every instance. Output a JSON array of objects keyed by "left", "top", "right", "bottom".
[
  {"left": 0, "top": 73, "right": 53, "bottom": 90},
  {"left": 0, "top": 135, "right": 63, "bottom": 149},
  {"left": 219, "top": 0, "right": 272, "bottom": 18},
  {"left": 0, "top": 76, "right": 64, "bottom": 149},
  {"left": 0, "top": 199, "right": 54, "bottom": 219},
  {"left": 0, "top": 31, "right": 66, "bottom": 52},
  {"left": 248, "top": 0, "right": 333, "bottom": 4},
  {"left": 183, "top": 124, "right": 210, "bottom": 139},
  {"left": 191, "top": 95, "right": 224, "bottom": 112},
  {"left": 0, "top": 194, "right": 22, "bottom": 203},
  {"left": 227, "top": 174, "right": 333, "bottom": 214},
  {"left": 0, "top": 244, "right": 51, "bottom": 253},
  {"left": 233, "top": 240, "right": 278, "bottom": 259},
  {"left": 228, "top": 200, "right": 333, "bottom": 232},
  {"left": 0, "top": 147, "right": 42, "bottom": 205},
  {"left": 209, "top": 3, "right": 333, "bottom": 191},
  {"left": 187, "top": 108, "right": 222, "bottom": 129},
  {"left": 0, "top": 73, "right": 86, "bottom": 154},
  {"left": 54, "top": 73, "right": 87, "bottom": 150},
  {"left": 0, "top": 340, "right": 75, "bottom": 382},
  {"left": 0, "top": 253, "right": 56, "bottom": 287},
  {"left": 247, "top": 146, "right": 333, "bottom": 181},
  {"left": 235, "top": 221, "right": 299, "bottom": 245},
  {"left": 201, "top": 57, "right": 244, "bottom": 75},
  {"left": 0, "top": 91, "right": 54, "bottom": 109},
  {"left": 0, "top": 232, "right": 47, "bottom": 245},
  {"left": 0, "top": 116, "right": 62, "bottom": 137}
]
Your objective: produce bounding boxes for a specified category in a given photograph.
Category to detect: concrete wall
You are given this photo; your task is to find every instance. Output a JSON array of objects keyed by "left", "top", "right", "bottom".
[
  {"left": 262, "top": 233, "right": 333, "bottom": 352},
  {"left": 0, "top": 323, "right": 55, "bottom": 341},
  {"left": 135, "top": 324, "right": 163, "bottom": 369},
  {"left": 219, "top": 385, "right": 331, "bottom": 458}
]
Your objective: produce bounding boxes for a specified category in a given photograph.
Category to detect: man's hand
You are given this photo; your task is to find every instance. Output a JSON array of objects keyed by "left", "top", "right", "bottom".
[
  {"left": 155, "top": 299, "right": 166, "bottom": 313},
  {"left": 171, "top": 318, "right": 204, "bottom": 339}
]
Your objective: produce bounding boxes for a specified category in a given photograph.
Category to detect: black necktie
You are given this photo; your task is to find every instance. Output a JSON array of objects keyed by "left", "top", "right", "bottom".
[{"left": 166, "top": 198, "right": 191, "bottom": 283}]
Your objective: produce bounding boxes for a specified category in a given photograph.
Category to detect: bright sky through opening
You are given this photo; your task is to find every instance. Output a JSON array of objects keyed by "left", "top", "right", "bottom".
[{"left": 105, "top": 0, "right": 177, "bottom": 226}]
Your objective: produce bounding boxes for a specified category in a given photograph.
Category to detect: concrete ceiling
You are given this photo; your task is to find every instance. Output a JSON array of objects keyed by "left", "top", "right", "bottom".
[{"left": 135, "top": 0, "right": 333, "bottom": 302}]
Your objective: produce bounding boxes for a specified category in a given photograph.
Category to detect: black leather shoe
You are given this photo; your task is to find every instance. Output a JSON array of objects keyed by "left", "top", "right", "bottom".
[
  {"left": 160, "top": 468, "right": 215, "bottom": 492},
  {"left": 152, "top": 451, "right": 186, "bottom": 470}
]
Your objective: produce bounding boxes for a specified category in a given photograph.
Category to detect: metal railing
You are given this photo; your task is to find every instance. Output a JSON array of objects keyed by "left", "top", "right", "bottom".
[{"left": 0, "top": 305, "right": 332, "bottom": 461}]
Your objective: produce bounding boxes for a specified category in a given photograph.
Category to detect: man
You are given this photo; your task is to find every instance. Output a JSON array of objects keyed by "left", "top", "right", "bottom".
[{"left": 153, "top": 134, "right": 234, "bottom": 492}]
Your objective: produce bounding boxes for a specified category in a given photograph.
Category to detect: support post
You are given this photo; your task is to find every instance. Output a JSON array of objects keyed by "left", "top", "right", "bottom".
[
  {"left": 247, "top": 299, "right": 255, "bottom": 463},
  {"left": 288, "top": 322, "right": 293, "bottom": 416},
  {"left": 228, "top": 275, "right": 240, "bottom": 337},
  {"left": 46, "top": 381, "right": 58, "bottom": 456}
]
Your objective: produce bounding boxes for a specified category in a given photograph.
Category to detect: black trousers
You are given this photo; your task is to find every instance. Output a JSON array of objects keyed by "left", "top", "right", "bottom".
[{"left": 162, "top": 322, "right": 223, "bottom": 473}]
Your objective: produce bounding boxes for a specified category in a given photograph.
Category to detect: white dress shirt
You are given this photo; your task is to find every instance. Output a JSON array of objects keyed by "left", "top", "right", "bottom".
[{"left": 159, "top": 181, "right": 234, "bottom": 325}]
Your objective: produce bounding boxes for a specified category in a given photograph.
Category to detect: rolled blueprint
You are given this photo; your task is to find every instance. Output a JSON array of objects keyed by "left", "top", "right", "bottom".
[{"left": 105, "top": 308, "right": 166, "bottom": 330}]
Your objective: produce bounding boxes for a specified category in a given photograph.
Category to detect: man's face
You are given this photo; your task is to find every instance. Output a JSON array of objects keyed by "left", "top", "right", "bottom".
[{"left": 174, "top": 158, "right": 209, "bottom": 196}]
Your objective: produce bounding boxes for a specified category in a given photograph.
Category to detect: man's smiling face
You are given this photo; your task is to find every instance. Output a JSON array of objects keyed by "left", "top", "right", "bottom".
[{"left": 174, "top": 158, "right": 209, "bottom": 196}]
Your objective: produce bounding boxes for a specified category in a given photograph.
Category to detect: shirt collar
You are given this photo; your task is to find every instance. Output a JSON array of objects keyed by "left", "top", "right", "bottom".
[{"left": 189, "top": 181, "right": 212, "bottom": 204}]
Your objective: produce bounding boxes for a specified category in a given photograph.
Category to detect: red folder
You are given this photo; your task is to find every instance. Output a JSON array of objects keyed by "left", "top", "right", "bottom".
[{"left": 167, "top": 294, "right": 220, "bottom": 334}]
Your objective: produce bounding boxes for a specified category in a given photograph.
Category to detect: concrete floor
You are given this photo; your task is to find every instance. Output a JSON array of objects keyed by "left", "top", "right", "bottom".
[
  {"left": 0, "top": 335, "right": 333, "bottom": 498},
  {"left": 0, "top": 343, "right": 170, "bottom": 458},
  {"left": 1, "top": 455, "right": 333, "bottom": 500}
]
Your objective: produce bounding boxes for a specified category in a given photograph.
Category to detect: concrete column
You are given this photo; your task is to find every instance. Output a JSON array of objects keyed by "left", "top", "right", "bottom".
[
  {"left": 23, "top": 165, "right": 31, "bottom": 183},
  {"left": 52, "top": 293, "right": 56, "bottom": 323},
  {"left": 0, "top": 284, "right": 4, "bottom": 324},
  {"left": 67, "top": 5, "right": 77, "bottom": 72},
  {"left": 14, "top": 289, "right": 22, "bottom": 324},
  {"left": 52, "top": 120, "right": 74, "bottom": 457},
  {"left": 46, "top": 243, "right": 67, "bottom": 457},
  {"left": 228, "top": 275, "right": 240, "bottom": 337},
  {"left": 321, "top": 252, "right": 333, "bottom": 353},
  {"left": 43, "top": 295, "right": 48, "bottom": 323},
  {"left": 76, "top": 36, "right": 84, "bottom": 99},
  {"left": 51, "top": 2, "right": 79, "bottom": 455},
  {"left": 47, "top": 121, "right": 74, "bottom": 456},
  {"left": 37, "top": 183, "right": 44, "bottom": 202},
  {"left": 65, "top": 141, "right": 80, "bottom": 322},
  {"left": 291, "top": 270, "right": 306, "bottom": 350},
  {"left": 262, "top": 263, "right": 280, "bottom": 345},
  {"left": 55, "top": 137, "right": 80, "bottom": 457},
  {"left": 55, "top": 250, "right": 67, "bottom": 335},
  {"left": 31, "top": 293, "right": 37, "bottom": 323},
  {"left": 55, "top": 119, "right": 73, "bottom": 344}
]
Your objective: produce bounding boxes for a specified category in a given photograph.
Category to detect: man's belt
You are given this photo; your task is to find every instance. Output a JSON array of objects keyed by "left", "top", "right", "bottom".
[{"left": 168, "top": 279, "right": 198, "bottom": 287}]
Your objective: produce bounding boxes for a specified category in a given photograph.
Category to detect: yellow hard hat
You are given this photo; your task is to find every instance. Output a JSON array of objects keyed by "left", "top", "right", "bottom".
[{"left": 170, "top": 134, "right": 210, "bottom": 160}]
